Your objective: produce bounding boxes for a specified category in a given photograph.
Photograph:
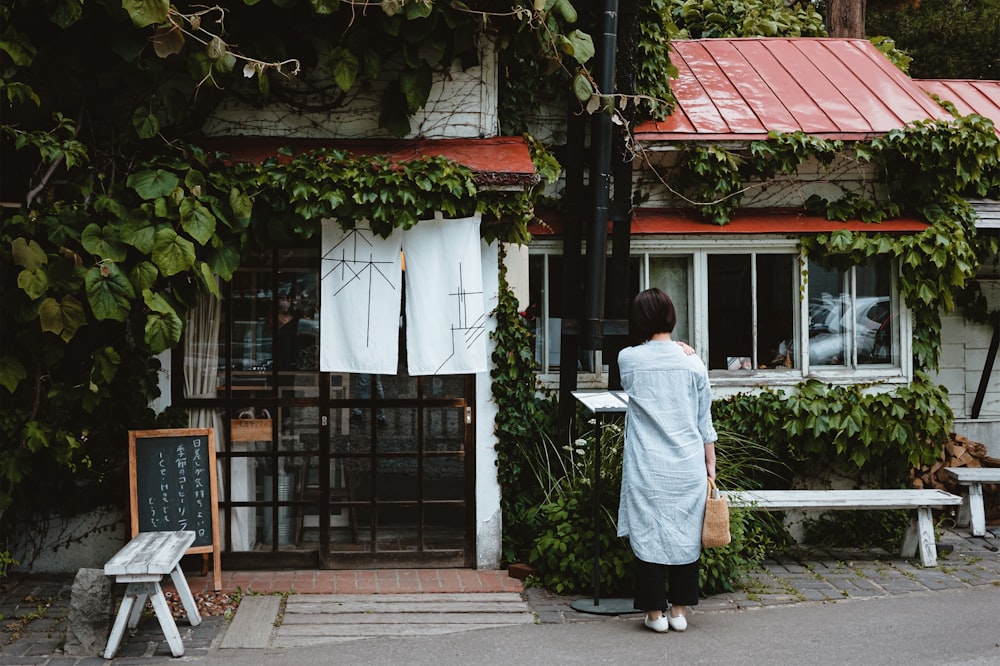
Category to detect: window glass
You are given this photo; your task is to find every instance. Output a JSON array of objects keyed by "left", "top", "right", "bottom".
[
  {"left": 808, "top": 263, "right": 849, "bottom": 366},
  {"left": 756, "top": 254, "right": 797, "bottom": 370},
  {"left": 527, "top": 245, "right": 902, "bottom": 384},
  {"left": 706, "top": 254, "right": 795, "bottom": 371},
  {"left": 708, "top": 255, "right": 753, "bottom": 370},
  {"left": 528, "top": 254, "right": 629, "bottom": 373},
  {"left": 855, "top": 260, "right": 897, "bottom": 365},
  {"left": 807, "top": 258, "right": 896, "bottom": 367},
  {"left": 649, "top": 257, "right": 690, "bottom": 344}
]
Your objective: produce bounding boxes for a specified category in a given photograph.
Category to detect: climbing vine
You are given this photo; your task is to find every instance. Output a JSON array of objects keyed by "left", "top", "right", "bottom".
[{"left": 665, "top": 116, "right": 1000, "bottom": 371}]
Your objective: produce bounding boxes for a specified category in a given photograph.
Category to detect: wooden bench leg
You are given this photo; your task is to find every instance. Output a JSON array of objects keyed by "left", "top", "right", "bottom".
[
  {"left": 957, "top": 490, "right": 972, "bottom": 528},
  {"left": 104, "top": 592, "right": 137, "bottom": 659},
  {"left": 967, "top": 482, "right": 987, "bottom": 537},
  {"left": 147, "top": 582, "right": 185, "bottom": 657},
  {"left": 900, "top": 508, "right": 938, "bottom": 567},
  {"left": 127, "top": 591, "right": 148, "bottom": 629},
  {"left": 169, "top": 564, "right": 202, "bottom": 626}
]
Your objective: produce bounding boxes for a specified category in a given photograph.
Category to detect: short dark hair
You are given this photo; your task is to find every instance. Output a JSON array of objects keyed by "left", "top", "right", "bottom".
[{"left": 630, "top": 288, "right": 677, "bottom": 342}]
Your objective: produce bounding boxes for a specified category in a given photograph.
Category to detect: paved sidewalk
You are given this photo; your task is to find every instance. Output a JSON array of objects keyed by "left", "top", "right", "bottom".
[{"left": 1, "top": 526, "right": 997, "bottom": 663}]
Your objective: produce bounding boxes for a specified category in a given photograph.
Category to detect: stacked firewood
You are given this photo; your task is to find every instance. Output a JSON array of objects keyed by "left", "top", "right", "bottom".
[{"left": 911, "top": 433, "right": 999, "bottom": 520}]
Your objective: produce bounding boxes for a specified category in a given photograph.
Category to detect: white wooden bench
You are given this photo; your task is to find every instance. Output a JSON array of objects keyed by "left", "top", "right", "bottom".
[
  {"left": 103, "top": 531, "right": 202, "bottom": 659},
  {"left": 943, "top": 467, "right": 1000, "bottom": 537},
  {"left": 722, "top": 489, "right": 963, "bottom": 567}
]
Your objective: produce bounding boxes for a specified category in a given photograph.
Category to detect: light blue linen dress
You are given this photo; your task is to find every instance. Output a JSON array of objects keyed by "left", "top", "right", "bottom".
[{"left": 616, "top": 340, "right": 718, "bottom": 565}]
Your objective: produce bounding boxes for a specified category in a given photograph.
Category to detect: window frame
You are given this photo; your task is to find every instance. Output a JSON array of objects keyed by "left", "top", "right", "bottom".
[{"left": 529, "top": 235, "right": 912, "bottom": 389}]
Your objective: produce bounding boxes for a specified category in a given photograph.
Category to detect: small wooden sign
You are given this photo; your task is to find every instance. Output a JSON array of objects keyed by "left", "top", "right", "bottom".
[
  {"left": 230, "top": 418, "right": 273, "bottom": 442},
  {"left": 128, "top": 428, "right": 221, "bottom": 590}
]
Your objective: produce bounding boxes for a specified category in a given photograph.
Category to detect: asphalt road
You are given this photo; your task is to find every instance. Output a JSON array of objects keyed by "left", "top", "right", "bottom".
[{"left": 204, "top": 584, "right": 1000, "bottom": 666}]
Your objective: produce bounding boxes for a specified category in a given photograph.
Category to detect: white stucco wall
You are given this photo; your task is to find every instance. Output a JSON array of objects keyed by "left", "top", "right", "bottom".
[
  {"left": 9, "top": 506, "right": 126, "bottom": 574},
  {"left": 202, "top": 42, "right": 499, "bottom": 140}
]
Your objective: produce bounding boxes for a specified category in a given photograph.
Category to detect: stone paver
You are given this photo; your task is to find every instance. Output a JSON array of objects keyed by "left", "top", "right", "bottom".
[{"left": 1, "top": 526, "right": 997, "bottom": 662}]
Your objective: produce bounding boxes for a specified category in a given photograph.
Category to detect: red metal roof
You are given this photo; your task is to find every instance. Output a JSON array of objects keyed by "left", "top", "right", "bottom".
[
  {"left": 916, "top": 79, "right": 1000, "bottom": 135},
  {"left": 200, "top": 136, "right": 537, "bottom": 186},
  {"left": 635, "top": 38, "right": 953, "bottom": 142},
  {"left": 530, "top": 209, "right": 928, "bottom": 236}
]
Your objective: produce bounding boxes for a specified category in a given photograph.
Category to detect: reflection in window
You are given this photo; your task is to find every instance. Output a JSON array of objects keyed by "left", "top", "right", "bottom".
[
  {"left": 528, "top": 254, "right": 642, "bottom": 373},
  {"left": 649, "top": 256, "right": 690, "bottom": 344},
  {"left": 526, "top": 243, "right": 906, "bottom": 385},
  {"left": 807, "top": 258, "right": 897, "bottom": 367},
  {"left": 707, "top": 253, "right": 796, "bottom": 371}
]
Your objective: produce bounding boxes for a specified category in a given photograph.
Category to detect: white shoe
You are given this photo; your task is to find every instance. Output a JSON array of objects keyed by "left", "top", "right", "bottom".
[
  {"left": 644, "top": 615, "right": 670, "bottom": 633},
  {"left": 667, "top": 613, "right": 687, "bottom": 632}
]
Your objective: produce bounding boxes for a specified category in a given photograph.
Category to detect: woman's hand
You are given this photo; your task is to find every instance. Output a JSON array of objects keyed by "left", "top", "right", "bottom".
[{"left": 677, "top": 341, "right": 696, "bottom": 355}]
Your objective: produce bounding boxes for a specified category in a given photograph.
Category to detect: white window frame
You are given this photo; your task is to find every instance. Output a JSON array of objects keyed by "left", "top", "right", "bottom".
[{"left": 529, "top": 236, "right": 912, "bottom": 390}]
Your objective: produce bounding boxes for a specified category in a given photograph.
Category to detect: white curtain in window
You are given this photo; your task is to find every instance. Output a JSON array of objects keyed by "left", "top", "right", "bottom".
[
  {"left": 184, "top": 295, "right": 251, "bottom": 551},
  {"left": 402, "top": 212, "right": 486, "bottom": 375},
  {"left": 319, "top": 219, "right": 403, "bottom": 373}
]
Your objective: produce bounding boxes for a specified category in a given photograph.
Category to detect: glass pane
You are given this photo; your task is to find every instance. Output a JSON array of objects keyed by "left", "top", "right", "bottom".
[
  {"left": 278, "top": 405, "right": 319, "bottom": 450},
  {"left": 256, "top": 455, "right": 302, "bottom": 549},
  {"left": 377, "top": 457, "right": 418, "bottom": 501},
  {"left": 649, "top": 256, "right": 690, "bottom": 344},
  {"left": 424, "top": 457, "right": 465, "bottom": 500},
  {"left": 222, "top": 453, "right": 257, "bottom": 552},
  {"left": 856, "top": 260, "right": 897, "bottom": 365},
  {"left": 756, "top": 254, "right": 797, "bottom": 370},
  {"left": 376, "top": 506, "right": 418, "bottom": 552},
  {"left": 423, "top": 505, "right": 465, "bottom": 550},
  {"left": 528, "top": 254, "right": 552, "bottom": 369},
  {"left": 424, "top": 407, "right": 465, "bottom": 453},
  {"left": 372, "top": 408, "right": 416, "bottom": 451},
  {"left": 229, "top": 270, "right": 276, "bottom": 390},
  {"left": 424, "top": 375, "right": 465, "bottom": 399},
  {"left": 808, "top": 263, "right": 849, "bottom": 366},
  {"left": 707, "top": 255, "right": 753, "bottom": 370}
]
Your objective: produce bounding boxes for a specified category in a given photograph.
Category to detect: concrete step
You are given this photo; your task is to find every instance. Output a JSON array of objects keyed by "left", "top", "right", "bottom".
[{"left": 221, "top": 592, "right": 535, "bottom": 648}]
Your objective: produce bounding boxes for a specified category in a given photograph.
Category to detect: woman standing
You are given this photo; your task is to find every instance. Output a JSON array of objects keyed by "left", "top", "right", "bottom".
[{"left": 617, "top": 288, "right": 718, "bottom": 633}]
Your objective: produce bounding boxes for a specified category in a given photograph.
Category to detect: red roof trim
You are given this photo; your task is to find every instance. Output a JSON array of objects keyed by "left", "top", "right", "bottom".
[
  {"left": 199, "top": 136, "right": 537, "bottom": 176},
  {"left": 530, "top": 209, "right": 929, "bottom": 236}
]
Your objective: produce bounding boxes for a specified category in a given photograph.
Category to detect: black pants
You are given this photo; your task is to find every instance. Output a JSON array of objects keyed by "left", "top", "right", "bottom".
[{"left": 633, "top": 556, "right": 700, "bottom": 612}]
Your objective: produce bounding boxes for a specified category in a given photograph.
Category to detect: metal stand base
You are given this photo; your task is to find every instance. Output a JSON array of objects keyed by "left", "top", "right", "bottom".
[{"left": 570, "top": 597, "right": 641, "bottom": 615}]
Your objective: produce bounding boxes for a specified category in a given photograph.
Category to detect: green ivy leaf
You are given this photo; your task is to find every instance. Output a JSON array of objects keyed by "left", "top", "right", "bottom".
[
  {"left": 207, "top": 245, "right": 240, "bottom": 282},
  {"left": 132, "top": 107, "right": 160, "bottom": 139},
  {"left": 329, "top": 46, "right": 359, "bottom": 93},
  {"left": 179, "top": 197, "right": 216, "bottom": 244},
  {"left": 81, "top": 223, "right": 127, "bottom": 262},
  {"left": 0, "top": 356, "right": 27, "bottom": 393},
  {"left": 564, "top": 29, "right": 595, "bottom": 64},
  {"left": 572, "top": 72, "right": 593, "bottom": 102},
  {"left": 127, "top": 169, "right": 181, "bottom": 201},
  {"left": 142, "top": 290, "right": 183, "bottom": 353},
  {"left": 196, "top": 261, "right": 222, "bottom": 299},
  {"left": 17, "top": 267, "right": 48, "bottom": 300},
  {"left": 123, "top": 0, "right": 170, "bottom": 28},
  {"left": 151, "top": 227, "right": 196, "bottom": 277},
  {"left": 121, "top": 213, "right": 158, "bottom": 253},
  {"left": 38, "top": 295, "right": 86, "bottom": 342},
  {"left": 229, "top": 188, "right": 253, "bottom": 226},
  {"left": 11, "top": 238, "right": 47, "bottom": 270},
  {"left": 129, "top": 261, "right": 159, "bottom": 294},
  {"left": 85, "top": 262, "right": 135, "bottom": 322},
  {"left": 399, "top": 64, "right": 432, "bottom": 114}
]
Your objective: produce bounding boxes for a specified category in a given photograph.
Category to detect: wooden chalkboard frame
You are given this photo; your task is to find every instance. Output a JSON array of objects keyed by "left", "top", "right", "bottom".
[{"left": 128, "top": 428, "right": 221, "bottom": 591}]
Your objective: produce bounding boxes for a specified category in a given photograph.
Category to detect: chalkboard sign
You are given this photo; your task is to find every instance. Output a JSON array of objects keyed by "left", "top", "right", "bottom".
[{"left": 128, "top": 428, "right": 221, "bottom": 590}]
